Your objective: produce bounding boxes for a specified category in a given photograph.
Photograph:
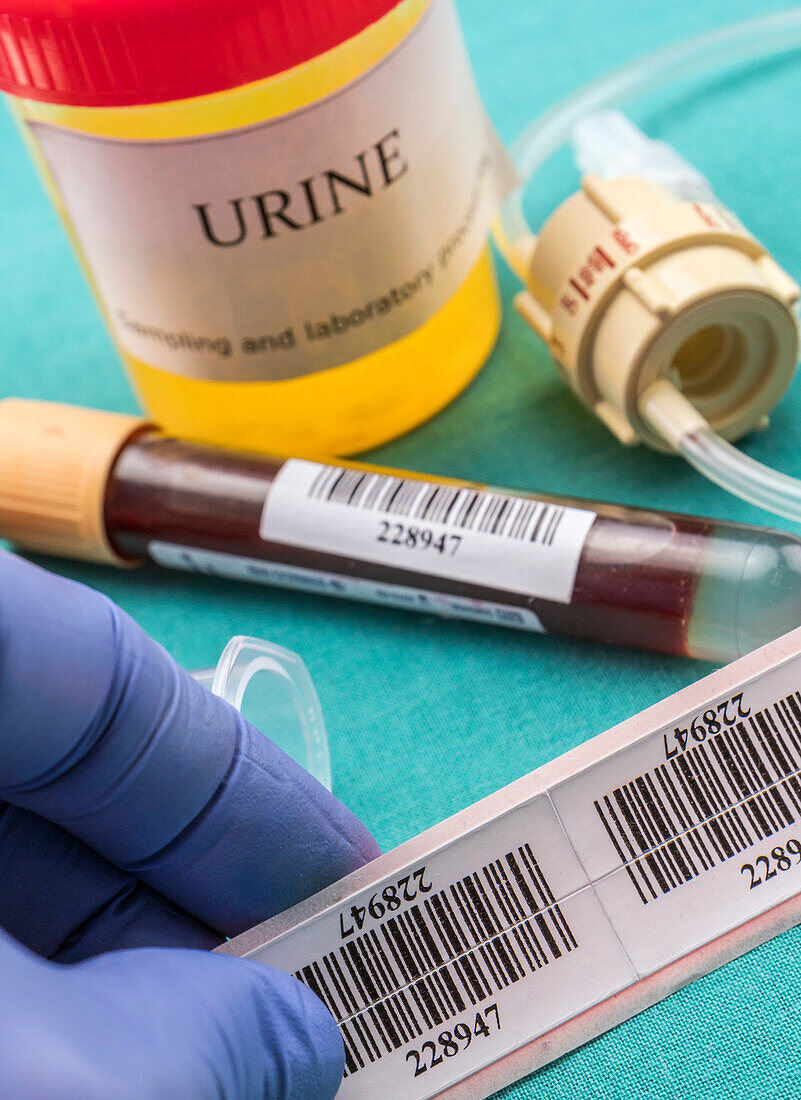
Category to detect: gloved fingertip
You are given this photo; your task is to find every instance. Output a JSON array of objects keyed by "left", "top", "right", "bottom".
[{"left": 241, "top": 961, "right": 345, "bottom": 1100}]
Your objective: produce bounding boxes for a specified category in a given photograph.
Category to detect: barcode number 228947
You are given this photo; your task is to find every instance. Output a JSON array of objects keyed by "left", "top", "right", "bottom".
[
  {"left": 377, "top": 520, "right": 462, "bottom": 556},
  {"left": 663, "top": 692, "right": 752, "bottom": 759},
  {"left": 339, "top": 866, "right": 433, "bottom": 940},
  {"left": 406, "top": 1005, "right": 501, "bottom": 1079}
]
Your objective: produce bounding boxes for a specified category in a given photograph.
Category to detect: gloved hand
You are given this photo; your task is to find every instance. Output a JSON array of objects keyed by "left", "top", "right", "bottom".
[{"left": 0, "top": 550, "right": 380, "bottom": 1098}]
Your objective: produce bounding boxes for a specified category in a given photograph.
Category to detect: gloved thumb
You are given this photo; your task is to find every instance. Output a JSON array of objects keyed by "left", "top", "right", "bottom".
[{"left": 0, "top": 928, "right": 344, "bottom": 1100}]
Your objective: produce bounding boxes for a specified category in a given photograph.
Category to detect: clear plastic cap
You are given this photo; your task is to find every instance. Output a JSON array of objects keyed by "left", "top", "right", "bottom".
[
  {"left": 571, "top": 110, "right": 719, "bottom": 203},
  {"left": 192, "top": 636, "right": 332, "bottom": 791}
]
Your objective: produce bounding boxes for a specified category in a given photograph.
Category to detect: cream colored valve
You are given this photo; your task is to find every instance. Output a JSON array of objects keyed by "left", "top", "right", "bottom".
[{"left": 515, "top": 175, "right": 801, "bottom": 450}]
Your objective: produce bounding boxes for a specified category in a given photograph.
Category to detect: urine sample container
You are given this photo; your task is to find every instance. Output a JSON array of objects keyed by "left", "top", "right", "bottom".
[
  {"left": 0, "top": 0, "right": 512, "bottom": 456},
  {"left": 195, "top": 635, "right": 332, "bottom": 791}
]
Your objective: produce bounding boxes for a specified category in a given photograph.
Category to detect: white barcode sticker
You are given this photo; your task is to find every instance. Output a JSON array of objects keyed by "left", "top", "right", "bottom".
[
  {"left": 260, "top": 460, "right": 596, "bottom": 603},
  {"left": 219, "top": 629, "right": 801, "bottom": 1098},
  {"left": 553, "top": 661, "right": 801, "bottom": 976},
  {"left": 147, "top": 543, "right": 545, "bottom": 633},
  {"left": 245, "top": 795, "right": 634, "bottom": 1098}
]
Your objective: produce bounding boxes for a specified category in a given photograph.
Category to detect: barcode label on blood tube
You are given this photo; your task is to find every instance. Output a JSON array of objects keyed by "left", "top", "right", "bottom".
[
  {"left": 307, "top": 465, "right": 565, "bottom": 544},
  {"left": 220, "top": 639, "right": 801, "bottom": 1098},
  {"left": 260, "top": 460, "right": 596, "bottom": 603}
]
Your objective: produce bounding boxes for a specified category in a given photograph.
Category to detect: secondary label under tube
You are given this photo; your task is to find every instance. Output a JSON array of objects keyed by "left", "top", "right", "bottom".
[
  {"left": 260, "top": 460, "right": 596, "bottom": 604},
  {"left": 146, "top": 542, "right": 545, "bottom": 632}
]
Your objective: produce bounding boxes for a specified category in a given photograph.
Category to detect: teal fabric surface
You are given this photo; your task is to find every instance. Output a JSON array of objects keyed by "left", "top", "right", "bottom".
[{"left": 2, "top": 1, "right": 801, "bottom": 1096}]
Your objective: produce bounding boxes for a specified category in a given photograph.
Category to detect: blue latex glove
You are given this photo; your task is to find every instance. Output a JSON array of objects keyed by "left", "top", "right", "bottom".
[{"left": 0, "top": 550, "right": 380, "bottom": 1098}]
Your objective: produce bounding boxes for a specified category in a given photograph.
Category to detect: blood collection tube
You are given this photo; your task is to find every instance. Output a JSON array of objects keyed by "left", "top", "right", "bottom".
[{"left": 2, "top": 398, "right": 801, "bottom": 663}]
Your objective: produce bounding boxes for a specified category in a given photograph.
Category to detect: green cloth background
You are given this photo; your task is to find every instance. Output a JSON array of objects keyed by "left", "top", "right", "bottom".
[{"left": 3, "top": 1, "right": 801, "bottom": 1095}]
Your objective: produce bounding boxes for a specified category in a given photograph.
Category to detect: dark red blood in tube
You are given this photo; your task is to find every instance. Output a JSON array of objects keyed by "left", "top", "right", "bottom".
[{"left": 104, "top": 432, "right": 801, "bottom": 661}]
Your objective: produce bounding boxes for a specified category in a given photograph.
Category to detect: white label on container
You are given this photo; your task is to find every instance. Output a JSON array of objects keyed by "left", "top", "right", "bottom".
[
  {"left": 30, "top": 0, "right": 516, "bottom": 382},
  {"left": 221, "top": 645, "right": 801, "bottom": 1098},
  {"left": 147, "top": 542, "right": 545, "bottom": 633},
  {"left": 260, "top": 460, "right": 596, "bottom": 604}
]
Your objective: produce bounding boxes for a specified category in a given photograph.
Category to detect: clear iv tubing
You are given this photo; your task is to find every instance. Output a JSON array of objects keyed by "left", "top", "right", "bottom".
[
  {"left": 679, "top": 428, "right": 801, "bottom": 523},
  {"left": 494, "top": 8, "right": 801, "bottom": 524}
]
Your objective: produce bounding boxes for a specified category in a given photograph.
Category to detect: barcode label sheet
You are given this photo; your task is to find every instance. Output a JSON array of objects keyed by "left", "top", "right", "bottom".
[
  {"left": 224, "top": 643, "right": 801, "bottom": 1099},
  {"left": 260, "top": 459, "right": 597, "bottom": 603}
]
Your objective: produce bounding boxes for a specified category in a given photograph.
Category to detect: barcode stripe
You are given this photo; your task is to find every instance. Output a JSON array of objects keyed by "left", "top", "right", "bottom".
[
  {"left": 603, "top": 794, "right": 639, "bottom": 861},
  {"left": 408, "top": 983, "right": 432, "bottom": 1030},
  {"left": 505, "top": 850, "right": 539, "bottom": 911},
  {"left": 643, "top": 774, "right": 689, "bottom": 879},
  {"left": 757, "top": 710, "right": 788, "bottom": 774},
  {"left": 596, "top": 693, "right": 801, "bottom": 904},
  {"left": 306, "top": 464, "right": 569, "bottom": 548},
  {"left": 343, "top": 944, "right": 371, "bottom": 1005},
  {"left": 367, "top": 930, "right": 394, "bottom": 997},
  {"left": 724, "top": 724, "right": 761, "bottom": 794},
  {"left": 519, "top": 843, "right": 576, "bottom": 951},
  {"left": 341, "top": 1023, "right": 361, "bottom": 1072},
  {"left": 367, "top": 1006, "right": 392, "bottom": 1054},
  {"left": 310, "top": 961, "right": 340, "bottom": 1021},
  {"left": 478, "top": 943, "right": 503, "bottom": 990},
  {"left": 625, "top": 783, "right": 664, "bottom": 860},
  {"left": 386, "top": 986, "right": 411, "bottom": 1044},
  {"left": 398, "top": 911, "right": 428, "bottom": 974},
  {"left": 484, "top": 864, "right": 515, "bottom": 927},
  {"left": 428, "top": 895, "right": 462, "bottom": 957},
  {"left": 453, "top": 880, "right": 483, "bottom": 942},
  {"left": 426, "top": 967, "right": 452, "bottom": 1022},
  {"left": 445, "top": 886, "right": 477, "bottom": 955},
  {"left": 475, "top": 873, "right": 503, "bottom": 935},
  {"left": 360, "top": 935, "right": 390, "bottom": 999},
  {"left": 547, "top": 509, "right": 565, "bottom": 545},
  {"left": 769, "top": 708, "right": 797, "bottom": 773},
  {"left": 781, "top": 696, "right": 801, "bottom": 754},
  {"left": 528, "top": 508, "right": 548, "bottom": 543},
  {"left": 382, "top": 920, "right": 411, "bottom": 984},
  {"left": 394, "top": 989, "right": 418, "bottom": 1040},
  {"left": 351, "top": 1014, "right": 378, "bottom": 1062},
  {"left": 525, "top": 844, "right": 557, "bottom": 905},
  {"left": 497, "top": 859, "right": 528, "bottom": 923},
  {"left": 327, "top": 954, "right": 356, "bottom": 1016},
  {"left": 357, "top": 937, "right": 387, "bottom": 1000},
  {"left": 655, "top": 765, "right": 690, "bottom": 831}
]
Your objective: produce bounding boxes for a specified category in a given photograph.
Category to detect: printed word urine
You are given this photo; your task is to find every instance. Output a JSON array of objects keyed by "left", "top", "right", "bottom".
[{"left": 194, "top": 130, "right": 408, "bottom": 247}]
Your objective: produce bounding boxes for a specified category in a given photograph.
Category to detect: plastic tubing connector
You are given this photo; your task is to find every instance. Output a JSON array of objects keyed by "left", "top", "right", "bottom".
[
  {"left": 494, "top": 10, "right": 801, "bottom": 523},
  {"left": 512, "top": 137, "right": 800, "bottom": 451}
]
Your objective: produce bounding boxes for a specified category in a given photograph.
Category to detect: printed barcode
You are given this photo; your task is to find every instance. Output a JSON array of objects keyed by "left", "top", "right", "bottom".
[
  {"left": 596, "top": 692, "right": 801, "bottom": 904},
  {"left": 294, "top": 844, "right": 576, "bottom": 1078},
  {"left": 223, "top": 640, "right": 801, "bottom": 1098},
  {"left": 308, "top": 465, "right": 568, "bottom": 547}
]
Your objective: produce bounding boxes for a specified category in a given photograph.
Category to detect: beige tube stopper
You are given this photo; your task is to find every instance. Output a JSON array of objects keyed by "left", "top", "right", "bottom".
[
  {"left": 0, "top": 398, "right": 148, "bottom": 564},
  {"left": 515, "top": 175, "right": 801, "bottom": 451}
]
